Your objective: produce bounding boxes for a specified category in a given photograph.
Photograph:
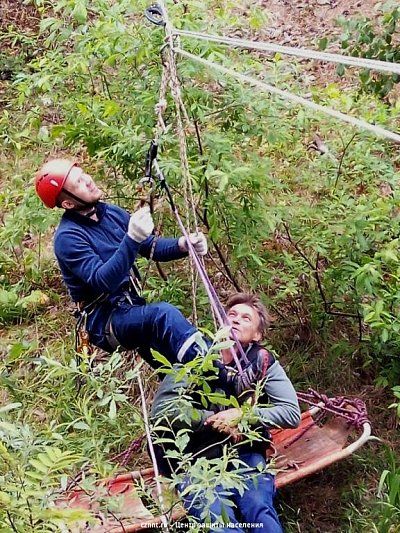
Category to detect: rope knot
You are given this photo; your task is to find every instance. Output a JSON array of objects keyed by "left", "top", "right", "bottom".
[{"left": 155, "top": 98, "right": 167, "bottom": 114}]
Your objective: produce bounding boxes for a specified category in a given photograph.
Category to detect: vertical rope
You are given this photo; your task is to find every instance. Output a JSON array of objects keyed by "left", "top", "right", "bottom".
[
  {"left": 137, "top": 371, "right": 170, "bottom": 530},
  {"left": 158, "top": 0, "right": 201, "bottom": 324}
]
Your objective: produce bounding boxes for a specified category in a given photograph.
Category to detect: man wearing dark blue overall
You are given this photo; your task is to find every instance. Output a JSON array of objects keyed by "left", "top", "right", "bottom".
[{"left": 35, "top": 158, "right": 210, "bottom": 365}]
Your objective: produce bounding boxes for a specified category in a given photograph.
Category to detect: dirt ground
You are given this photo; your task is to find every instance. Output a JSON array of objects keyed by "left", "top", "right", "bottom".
[
  {"left": 1, "top": 1, "right": 398, "bottom": 531},
  {"left": 233, "top": 0, "right": 385, "bottom": 87},
  {"left": 0, "top": 0, "right": 40, "bottom": 37},
  {"left": 260, "top": 0, "right": 378, "bottom": 46}
]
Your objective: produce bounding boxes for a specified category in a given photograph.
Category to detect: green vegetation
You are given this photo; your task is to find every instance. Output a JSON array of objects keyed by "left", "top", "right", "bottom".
[
  {"left": 337, "top": 2, "right": 400, "bottom": 98},
  {"left": 0, "top": 0, "right": 399, "bottom": 531}
]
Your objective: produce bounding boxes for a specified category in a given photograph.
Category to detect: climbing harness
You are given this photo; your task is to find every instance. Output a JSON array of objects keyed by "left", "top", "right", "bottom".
[{"left": 74, "top": 292, "right": 108, "bottom": 360}]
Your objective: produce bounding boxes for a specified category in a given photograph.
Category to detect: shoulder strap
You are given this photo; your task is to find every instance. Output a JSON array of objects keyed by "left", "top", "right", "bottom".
[{"left": 257, "top": 347, "right": 275, "bottom": 379}]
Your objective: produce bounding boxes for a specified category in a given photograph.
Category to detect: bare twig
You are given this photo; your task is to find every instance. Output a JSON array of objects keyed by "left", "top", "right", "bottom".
[
  {"left": 334, "top": 133, "right": 357, "bottom": 191},
  {"left": 6, "top": 511, "right": 19, "bottom": 533},
  {"left": 283, "top": 223, "right": 358, "bottom": 319}
]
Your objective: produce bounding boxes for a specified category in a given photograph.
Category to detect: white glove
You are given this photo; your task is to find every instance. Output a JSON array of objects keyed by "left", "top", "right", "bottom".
[
  {"left": 128, "top": 206, "right": 154, "bottom": 243},
  {"left": 178, "top": 232, "right": 208, "bottom": 256}
]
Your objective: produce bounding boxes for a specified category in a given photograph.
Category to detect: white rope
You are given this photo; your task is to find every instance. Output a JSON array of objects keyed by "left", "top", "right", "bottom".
[
  {"left": 174, "top": 29, "right": 400, "bottom": 76},
  {"left": 173, "top": 47, "right": 400, "bottom": 144},
  {"left": 137, "top": 371, "right": 170, "bottom": 530},
  {"left": 158, "top": 0, "right": 200, "bottom": 325}
]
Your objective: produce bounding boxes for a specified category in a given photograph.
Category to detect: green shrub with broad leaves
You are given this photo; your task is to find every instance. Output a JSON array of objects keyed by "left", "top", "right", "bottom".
[
  {"left": 0, "top": 0, "right": 400, "bottom": 530},
  {"left": 336, "top": 2, "right": 400, "bottom": 98}
]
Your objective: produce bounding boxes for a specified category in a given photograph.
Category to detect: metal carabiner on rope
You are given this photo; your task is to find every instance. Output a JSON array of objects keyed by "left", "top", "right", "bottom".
[
  {"left": 135, "top": 140, "right": 159, "bottom": 209},
  {"left": 144, "top": 4, "right": 165, "bottom": 26},
  {"left": 144, "top": 139, "right": 159, "bottom": 179}
]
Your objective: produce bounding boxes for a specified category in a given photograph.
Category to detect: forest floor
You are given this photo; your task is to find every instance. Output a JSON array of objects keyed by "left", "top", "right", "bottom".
[{"left": 1, "top": 1, "right": 399, "bottom": 532}]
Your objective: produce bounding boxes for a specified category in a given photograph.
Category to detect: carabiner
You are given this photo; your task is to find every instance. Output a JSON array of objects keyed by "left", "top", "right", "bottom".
[
  {"left": 144, "top": 139, "right": 159, "bottom": 179},
  {"left": 144, "top": 4, "right": 165, "bottom": 26}
]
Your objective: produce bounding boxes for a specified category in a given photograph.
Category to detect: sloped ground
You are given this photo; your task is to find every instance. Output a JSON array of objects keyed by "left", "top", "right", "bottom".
[
  {"left": 1, "top": 1, "right": 399, "bottom": 532},
  {"left": 0, "top": 0, "right": 40, "bottom": 32},
  {"left": 234, "top": 0, "right": 386, "bottom": 90},
  {"left": 0, "top": 0, "right": 40, "bottom": 105}
]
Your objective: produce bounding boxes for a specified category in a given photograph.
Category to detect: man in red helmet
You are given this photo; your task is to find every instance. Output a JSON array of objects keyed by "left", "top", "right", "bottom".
[{"left": 35, "top": 158, "right": 212, "bottom": 366}]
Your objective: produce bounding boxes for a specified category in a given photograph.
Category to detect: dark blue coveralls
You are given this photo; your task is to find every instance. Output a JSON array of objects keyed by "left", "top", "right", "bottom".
[{"left": 54, "top": 201, "right": 201, "bottom": 364}]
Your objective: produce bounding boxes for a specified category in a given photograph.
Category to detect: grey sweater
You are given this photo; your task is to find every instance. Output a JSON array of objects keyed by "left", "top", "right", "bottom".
[{"left": 151, "top": 346, "right": 300, "bottom": 472}]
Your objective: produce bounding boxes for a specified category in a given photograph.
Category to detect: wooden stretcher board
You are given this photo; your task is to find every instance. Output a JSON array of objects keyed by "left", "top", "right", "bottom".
[{"left": 58, "top": 407, "right": 371, "bottom": 532}]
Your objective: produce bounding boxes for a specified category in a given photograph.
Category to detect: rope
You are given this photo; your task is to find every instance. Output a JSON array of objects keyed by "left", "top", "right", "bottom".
[
  {"left": 110, "top": 434, "right": 145, "bottom": 467},
  {"left": 137, "top": 371, "right": 170, "bottom": 529},
  {"left": 158, "top": 0, "right": 198, "bottom": 229},
  {"left": 154, "top": 61, "right": 169, "bottom": 143},
  {"left": 146, "top": 3, "right": 259, "bottom": 369},
  {"left": 297, "top": 388, "right": 369, "bottom": 430},
  {"left": 153, "top": 159, "right": 249, "bottom": 371},
  {"left": 157, "top": 0, "right": 200, "bottom": 325},
  {"left": 173, "top": 47, "right": 400, "bottom": 144},
  {"left": 174, "top": 29, "right": 400, "bottom": 76}
]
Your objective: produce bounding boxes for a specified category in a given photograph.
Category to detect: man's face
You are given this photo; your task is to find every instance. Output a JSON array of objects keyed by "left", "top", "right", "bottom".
[
  {"left": 226, "top": 303, "right": 262, "bottom": 345},
  {"left": 63, "top": 165, "right": 102, "bottom": 205}
]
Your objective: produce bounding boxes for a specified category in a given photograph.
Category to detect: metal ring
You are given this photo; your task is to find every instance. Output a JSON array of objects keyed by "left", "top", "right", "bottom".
[{"left": 144, "top": 4, "right": 165, "bottom": 26}]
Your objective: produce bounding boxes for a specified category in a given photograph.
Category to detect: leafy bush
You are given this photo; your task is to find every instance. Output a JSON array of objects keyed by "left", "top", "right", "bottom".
[
  {"left": 375, "top": 449, "right": 400, "bottom": 532},
  {"left": 337, "top": 3, "right": 400, "bottom": 98},
  {"left": 1, "top": 0, "right": 400, "bottom": 530}
]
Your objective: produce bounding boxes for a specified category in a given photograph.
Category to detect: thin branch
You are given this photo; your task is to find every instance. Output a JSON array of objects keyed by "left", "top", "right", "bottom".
[
  {"left": 101, "top": 72, "right": 112, "bottom": 100},
  {"left": 6, "top": 512, "right": 19, "bottom": 533},
  {"left": 206, "top": 249, "right": 239, "bottom": 287},
  {"left": 108, "top": 509, "right": 127, "bottom": 532},
  {"left": 192, "top": 116, "right": 210, "bottom": 228},
  {"left": 203, "top": 102, "right": 242, "bottom": 119},
  {"left": 334, "top": 132, "right": 357, "bottom": 191},
  {"left": 26, "top": 498, "right": 34, "bottom": 531},
  {"left": 169, "top": 184, "right": 242, "bottom": 290},
  {"left": 283, "top": 223, "right": 358, "bottom": 319},
  {"left": 156, "top": 262, "right": 168, "bottom": 282}
]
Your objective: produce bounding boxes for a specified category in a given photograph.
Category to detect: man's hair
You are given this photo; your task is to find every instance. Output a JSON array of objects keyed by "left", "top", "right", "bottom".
[
  {"left": 225, "top": 292, "right": 271, "bottom": 337},
  {"left": 56, "top": 190, "right": 71, "bottom": 208}
]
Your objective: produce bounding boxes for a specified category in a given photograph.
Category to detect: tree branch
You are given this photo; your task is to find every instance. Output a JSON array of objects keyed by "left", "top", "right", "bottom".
[
  {"left": 334, "top": 132, "right": 357, "bottom": 191},
  {"left": 283, "top": 223, "right": 358, "bottom": 319}
]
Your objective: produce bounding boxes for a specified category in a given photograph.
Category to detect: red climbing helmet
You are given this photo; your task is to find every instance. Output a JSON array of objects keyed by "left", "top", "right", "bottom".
[{"left": 35, "top": 159, "right": 80, "bottom": 208}]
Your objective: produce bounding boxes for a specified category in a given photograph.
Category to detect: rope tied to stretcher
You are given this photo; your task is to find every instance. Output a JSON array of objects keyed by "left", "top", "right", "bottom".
[{"left": 297, "top": 388, "right": 369, "bottom": 430}]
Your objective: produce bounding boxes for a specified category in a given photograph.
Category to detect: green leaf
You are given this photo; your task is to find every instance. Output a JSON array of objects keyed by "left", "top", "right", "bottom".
[
  {"left": 336, "top": 63, "right": 346, "bottom": 76},
  {"left": 103, "top": 100, "right": 120, "bottom": 118},
  {"left": 73, "top": 421, "right": 91, "bottom": 430},
  {"left": 151, "top": 351, "right": 172, "bottom": 368},
  {"left": 109, "top": 399, "right": 117, "bottom": 420},
  {"left": 29, "top": 458, "right": 49, "bottom": 474},
  {"left": 72, "top": 2, "right": 87, "bottom": 24},
  {"left": 318, "top": 37, "right": 328, "bottom": 50},
  {"left": 0, "top": 403, "right": 22, "bottom": 414}
]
